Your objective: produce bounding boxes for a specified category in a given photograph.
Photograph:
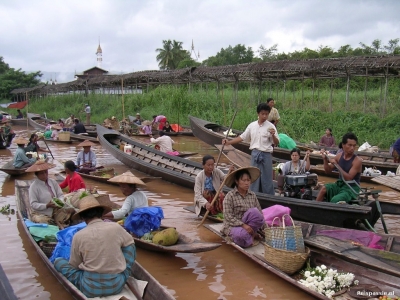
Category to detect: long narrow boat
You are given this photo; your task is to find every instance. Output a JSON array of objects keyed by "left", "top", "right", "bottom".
[
  {"left": 189, "top": 115, "right": 399, "bottom": 173},
  {"left": 216, "top": 144, "right": 377, "bottom": 183},
  {"left": 205, "top": 223, "right": 400, "bottom": 299},
  {"left": 27, "top": 113, "right": 98, "bottom": 141},
  {"left": 98, "top": 125, "right": 400, "bottom": 229},
  {"left": 10, "top": 118, "right": 28, "bottom": 126},
  {"left": 0, "top": 160, "right": 30, "bottom": 176},
  {"left": 128, "top": 116, "right": 194, "bottom": 136},
  {"left": 15, "top": 180, "right": 175, "bottom": 300}
]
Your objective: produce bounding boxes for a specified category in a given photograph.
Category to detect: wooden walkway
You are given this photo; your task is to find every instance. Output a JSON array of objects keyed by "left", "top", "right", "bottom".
[{"left": 0, "top": 264, "right": 18, "bottom": 300}]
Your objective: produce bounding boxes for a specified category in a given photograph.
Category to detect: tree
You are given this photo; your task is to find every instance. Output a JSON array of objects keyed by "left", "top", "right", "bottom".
[
  {"left": 155, "top": 40, "right": 190, "bottom": 70},
  {"left": 0, "top": 56, "right": 42, "bottom": 100},
  {"left": 258, "top": 44, "right": 278, "bottom": 61},
  {"left": 202, "top": 44, "right": 254, "bottom": 66},
  {"left": 384, "top": 38, "right": 400, "bottom": 54}
]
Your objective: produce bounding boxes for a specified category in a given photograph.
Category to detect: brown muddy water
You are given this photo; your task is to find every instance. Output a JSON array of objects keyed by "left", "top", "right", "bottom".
[{"left": 0, "top": 125, "right": 399, "bottom": 300}]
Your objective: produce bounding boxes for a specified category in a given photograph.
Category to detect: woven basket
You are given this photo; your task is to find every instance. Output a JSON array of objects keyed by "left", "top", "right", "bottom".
[
  {"left": 42, "top": 242, "right": 57, "bottom": 258},
  {"left": 58, "top": 131, "right": 70, "bottom": 141},
  {"left": 264, "top": 244, "right": 310, "bottom": 275},
  {"left": 90, "top": 168, "right": 114, "bottom": 177}
]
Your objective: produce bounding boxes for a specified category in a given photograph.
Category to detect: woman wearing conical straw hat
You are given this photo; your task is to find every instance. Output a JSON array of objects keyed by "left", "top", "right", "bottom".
[
  {"left": 13, "top": 136, "right": 36, "bottom": 168},
  {"left": 103, "top": 171, "right": 148, "bottom": 219},
  {"left": 76, "top": 140, "right": 97, "bottom": 174},
  {"left": 221, "top": 166, "right": 266, "bottom": 248},
  {"left": 26, "top": 161, "right": 65, "bottom": 224}
]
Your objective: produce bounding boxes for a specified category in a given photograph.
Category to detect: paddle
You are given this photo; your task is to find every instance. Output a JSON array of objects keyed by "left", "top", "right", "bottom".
[
  {"left": 298, "top": 152, "right": 310, "bottom": 173},
  {"left": 197, "top": 111, "right": 238, "bottom": 228},
  {"left": 42, "top": 138, "right": 54, "bottom": 159}
]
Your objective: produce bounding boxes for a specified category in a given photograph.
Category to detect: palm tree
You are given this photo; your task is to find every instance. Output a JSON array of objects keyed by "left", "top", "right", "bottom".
[{"left": 156, "top": 40, "right": 174, "bottom": 70}]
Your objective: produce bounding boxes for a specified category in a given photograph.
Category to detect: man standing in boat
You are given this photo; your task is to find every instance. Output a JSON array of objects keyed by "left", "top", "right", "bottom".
[
  {"left": 84, "top": 104, "right": 91, "bottom": 125},
  {"left": 222, "top": 103, "right": 279, "bottom": 195},
  {"left": 316, "top": 132, "right": 362, "bottom": 203}
]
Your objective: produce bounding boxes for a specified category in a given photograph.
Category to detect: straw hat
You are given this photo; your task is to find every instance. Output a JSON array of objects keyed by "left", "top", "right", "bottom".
[
  {"left": 78, "top": 140, "right": 96, "bottom": 147},
  {"left": 25, "top": 161, "right": 56, "bottom": 172},
  {"left": 108, "top": 171, "right": 146, "bottom": 185},
  {"left": 224, "top": 167, "right": 261, "bottom": 188},
  {"left": 48, "top": 120, "right": 57, "bottom": 124},
  {"left": 142, "top": 120, "right": 151, "bottom": 126},
  {"left": 52, "top": 124, "right": 62, "bottom": 130},
  {"left": 13, "top": 136, "right": 29, "bottom": 145},
  {"left": 72, "top": 195, "right": 112, "bottom": 221},
  {"left": 136, "top": 113, "right": 140, "bottom": 116}
]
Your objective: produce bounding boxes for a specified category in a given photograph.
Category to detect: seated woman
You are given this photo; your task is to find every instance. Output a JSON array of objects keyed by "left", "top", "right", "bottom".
[
  {"left": 221, "top": 167, "right": 265, "bottom": 248},
  {"left": 162, "top": 121, "right": 175, "bottom": 133},
  {"left": 51, "top": 125, "right": 62, "bottom": 140},
  {"left": 26, "top": 161, "right": 66, "bottom": 224},
  {"left": 76, "top": 140, "right": 97, "bottom": 174},
  {"left": 58, "top": 119, "right": 65, "bottom": 128},
  {"left": 13, "top": 136, "right": 36, "bottom": 168},
  {"left": 281, "top": 148, "right": 311, "bottom": 175},
  {"left": 103, "top": 171, "right": 148, "bottom": 219},
  {"left": 319, "top": 128, "right": 336, "bottom": 147},
  {"left": 194, "top": 155, "right": 232, "bottom": 216},
  {"left": 25, "top": 133, "right": 50, "bottom": 154},
  {"left": 59, "top": 160, "right": 86, "bottom": 192},
  {"left": 139, "top": 120, "right": 153, "bottom": 135}
]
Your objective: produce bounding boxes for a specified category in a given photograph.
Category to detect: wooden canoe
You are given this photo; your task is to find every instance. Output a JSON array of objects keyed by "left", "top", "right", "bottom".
[
  {"left": 372, "top": 174, "right": 400, "bottom": 192},
  {"left": 15, "top": 179, "right": 175, "bottom": 300},
  {"left": 97, "top": 125, "right": 398, "bottom": 229},
  {"left": 205, "top": 223, "right": 400, "bottom": 299},
  {"left": 10, "top": 118, "right": 28, "bottom": 126},
  {"left": 132, "top": 228, "right": 221, "bottom": 253},
  {"left": 189, "top": 115, "right": 399, "bottom": 173},
  {"left": 43, "top": 138, "right": 73, "bottom": 144},
  {"left": 128, "top": 116, "right": 194, "bottom": 136},
  {"left": 55, "top": 169, "right": 161, "bottom": 186},
  {"left": 0, "top": 160, "right": 29, "bottom": 176},
  {"left": 27, "top": 113, "right": 98, "bottom": 141}
]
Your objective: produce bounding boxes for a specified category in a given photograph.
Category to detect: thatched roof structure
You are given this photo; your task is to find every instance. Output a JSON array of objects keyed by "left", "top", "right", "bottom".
[{"left": 11, "top": 55, "right": 400, "bottom": 96}]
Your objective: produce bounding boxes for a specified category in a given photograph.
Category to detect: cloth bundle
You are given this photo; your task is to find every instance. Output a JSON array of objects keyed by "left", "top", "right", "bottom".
[{"left": 124, "top": 207, "right": 164, "bottom": 237}]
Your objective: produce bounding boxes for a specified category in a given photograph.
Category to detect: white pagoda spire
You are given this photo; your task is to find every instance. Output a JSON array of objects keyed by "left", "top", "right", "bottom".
[{"left": 96, "top": 37, "right": 103, "bottom": 68}]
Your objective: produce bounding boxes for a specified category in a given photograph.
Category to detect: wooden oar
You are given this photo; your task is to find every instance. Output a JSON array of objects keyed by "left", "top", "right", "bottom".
[
  {"left": 216, "top": 110, "right": 238, "bottom": 165},
  {"left": 298, "top": 152, "right": 310, "bottom": 173},
  {"left": 42, "top": 138, "right": 54, "bottom": 159}
]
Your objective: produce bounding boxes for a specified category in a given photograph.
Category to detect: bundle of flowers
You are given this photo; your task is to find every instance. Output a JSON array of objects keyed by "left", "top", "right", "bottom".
[
  {"left": 298, "top": 264, "right": 358, "bottom": 299},
  {"left": 36, "top": 132, "right": 44, "bottom": 139}
]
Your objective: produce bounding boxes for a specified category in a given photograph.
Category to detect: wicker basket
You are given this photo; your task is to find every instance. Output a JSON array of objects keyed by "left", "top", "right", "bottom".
[
  {"left": 90, "top": 168, "right": 114, "bottom": 177},
  {"left": 58, "top": 131, "right": 70, "bottom": 141},
  {"left": 264, "top": 244, "right": 310, "bottom": 275},
  {"left": 42, "top": 242, "right": 57, "bottom": 258}
]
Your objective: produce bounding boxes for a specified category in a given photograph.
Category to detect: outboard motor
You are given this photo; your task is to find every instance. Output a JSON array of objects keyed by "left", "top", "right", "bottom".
[{"left": 281, "top": 173, "right": 318, "bottom": 200}]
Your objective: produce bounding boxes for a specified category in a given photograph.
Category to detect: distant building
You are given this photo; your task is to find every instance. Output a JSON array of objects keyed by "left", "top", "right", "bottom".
[{"left": 75, "top": 41, "right": 109, "bottom": 80}]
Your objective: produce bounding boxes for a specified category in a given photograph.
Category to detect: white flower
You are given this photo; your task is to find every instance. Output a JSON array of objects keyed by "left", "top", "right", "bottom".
[
  {"left": 304, "top": 271, "right": 310, "bottom": 277},
  {"left": 321, "top": 265, "right": 327, "bottom": 270}
]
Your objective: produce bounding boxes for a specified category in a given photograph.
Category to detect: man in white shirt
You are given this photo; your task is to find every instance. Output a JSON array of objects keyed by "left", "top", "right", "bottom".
[
  {"left": 149, "top": 131, "right": 175, "bottom": 153},
  {"left": 223, "top": 103, "right": 279, "bottom": 194},
  {"left": 84, "top": 104, "right": 91, "bottom": 125}
]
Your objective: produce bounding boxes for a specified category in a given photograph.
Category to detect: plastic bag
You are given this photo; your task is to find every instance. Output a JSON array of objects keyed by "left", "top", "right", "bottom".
[
  {"left": 262, "top": 205, "right": 292, "bottom": 226},
  {"left": 358, "top": 142, "right": 371, "bottom": 151},
  {"left": 278, "top": 134, "right": 296, "bottom": 150},
  {"left": 124, "top": 207, "right": 164, "bottom": 237}
]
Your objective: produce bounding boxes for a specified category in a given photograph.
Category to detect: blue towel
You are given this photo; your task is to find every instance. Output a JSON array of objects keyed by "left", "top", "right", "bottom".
[{"left": 24, "top": 219, "right": 48, "bottom": 228}]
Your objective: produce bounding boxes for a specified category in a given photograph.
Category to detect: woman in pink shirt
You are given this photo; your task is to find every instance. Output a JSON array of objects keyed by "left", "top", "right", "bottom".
[{"left": 319, "top": 128, "right": 336, "bottom": 147}]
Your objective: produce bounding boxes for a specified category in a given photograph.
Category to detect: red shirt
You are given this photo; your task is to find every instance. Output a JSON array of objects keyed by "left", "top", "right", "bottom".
[{"left": 59, "top": 172, "right": 86, "bottom": 192}]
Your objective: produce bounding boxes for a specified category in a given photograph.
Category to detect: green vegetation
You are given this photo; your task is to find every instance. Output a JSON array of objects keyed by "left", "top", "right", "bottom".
[{"left": 24, "top": 84, "right": 399, "bottom": 148}]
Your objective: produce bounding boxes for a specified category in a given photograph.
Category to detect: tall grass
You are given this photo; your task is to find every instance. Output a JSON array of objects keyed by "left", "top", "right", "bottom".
[{"left": 16, "top": 84, "right": 400, "bottom": 148}]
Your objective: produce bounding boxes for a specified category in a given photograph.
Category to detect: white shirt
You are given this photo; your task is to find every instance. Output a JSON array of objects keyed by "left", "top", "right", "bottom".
[
  {"left": 76, "top": 150, "right": 97, "bottom": 167},
  {"left": 85, "top": 106, "right": 91, "bottom": 114},
  {"left": 150, "top": 135, "right": 175, "bottom": 152},
  {"left": 29, "top": 178, "right": 64, "bottom": 216},
  {"left": 111, "top": 191, "right": 148, "bottom": 219},
  {"left": 240, "top": 120, "right": 279, "bottom": 153}
]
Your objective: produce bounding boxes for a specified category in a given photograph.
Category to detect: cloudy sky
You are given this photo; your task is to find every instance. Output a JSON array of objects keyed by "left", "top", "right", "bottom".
[{"left": 1, "top": 0, "right": 399, "bottom": 82}]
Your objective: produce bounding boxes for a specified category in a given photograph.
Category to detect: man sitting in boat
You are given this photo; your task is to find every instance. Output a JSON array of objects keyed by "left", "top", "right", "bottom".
[
  {"left": 316, "top": 132, "right": 362, "bottom": 203},
  {"left": 16, "top": 109, "right": 24, "bottom": 119},
  {"left": 0, "top": 119, "right": 15, "bottom": 147},
  {"left": 221, "top": 167, "right": 265, "bottom": 248},
  {"left": 72, "top": 118, "right": 87, "bottom": 135},
  {"left": 149, "top": 131, "right": 175, "bottom": 153},
  {"left": 64, "top": 114, "right": 75, "bottom": 128},
  {"left": 26, "top": 161, "right": 65, "bottom": 224},
  {"left": 76, "top": 140, "right": 97, "bottom": 174},
  {"left": 54, "top": 195, "right": 136, "bottom": 298},
  {"left": 13, "top": 136, "right": 37, "bottom": 168},
  {"left": 131, "top": 113, "right": 142, "bottom": 125},
  {"left": 59, "top": 160, "right": 86, "bottom": 192},
  {"left": 194, "top": 155, "right": 233, "bottom": 216},
  {"left": 103, "top": 171, "right": 148, "bottom": 219}
]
